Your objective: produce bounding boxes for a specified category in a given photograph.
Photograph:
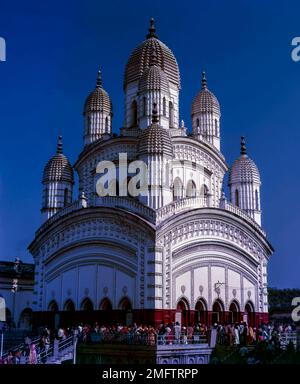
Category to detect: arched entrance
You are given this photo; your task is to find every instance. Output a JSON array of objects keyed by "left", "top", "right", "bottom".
[
  {"left": 100, "top": 298, "right": 113, "bottom": 311},
  {"left": 176, "top": 298, "right": 190, "bottom": 326},
  {"left": 48, "top": 300, "right": 59, "bottom": 312},
  {"left": 118, "top": 297, "right": 132, "bottom": 325},
  {"left": 229, "top": 301, "right": 240, "bottom": 324},
  {"left": 212, "top": 299, "right": 225, "bottom": 325},
  {"left": 19, "top": 308, "right": 33, "bottom": 329},
  {"left": 195, "top": 299, "right": 207, "bottom": 324},
  {"left": 64, "top": 299, "right": 75, "bottom": 311},
  {"left": 80, "top": 298, "right": 94, "bottom": 311},
  {"left": 244, "top": 301, "right": 255, "bottom": 326}
]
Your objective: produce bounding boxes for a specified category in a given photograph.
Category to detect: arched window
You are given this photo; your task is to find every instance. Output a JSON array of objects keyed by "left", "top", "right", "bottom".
[
  {"left": 173, "top": 177, "right": 183, "bottom": 200},
  {"left": 196, "top": 118, "right": 200, "bottom": 127},
  {"left": 131, "top": 100, "right": 137, "bottom": 127},
  {"left": 63, "top": 188, "right": 68, "bottom": 207},
  {"left": 186, "top": 180, "right": 197, "bottom": 197},
  {"left": 163, "top": 97, "right": 166, "bottom": 116},
  {"left": 177, "top": 298, "right": 190, "bottom": 311},
  {"left": 64, "top": 299, "right": 75, "bottom": 311},
  {"left": 118, "top": 297, "right": 132, "bottom": 311},
  {"left": 105, "top": 116, "right": 109, "bottom": 133},
  {"left": 195, "top": 299, "right": 207, "bottom": 324},
  {"left": 215, "top": 119, "right": 218, "bottom": 136},
  {"left": 80, "top": 298, "right": 94, "bottom": 311},
  {"left": 255, "top": 190, "right": 259, "bottom": 210},
  {"left": 235, "top": 189, "right": 239, "bottom": 207},
  {"left": 48, "top": 300, "right": 59, "bottom": 312},
  {"left": 143, "top": 97, "right": 146, "bottom": 116},
  {"left": 200, "top": 184, "right": 209, "bottom": 198},
  {"left": 169, "top": 101, "right": 174, "bottom": 127}
]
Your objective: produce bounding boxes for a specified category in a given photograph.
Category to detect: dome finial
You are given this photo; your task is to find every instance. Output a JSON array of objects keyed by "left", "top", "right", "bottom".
[
  {"left": 147, "top": 17, "right": 158, "bottom": 39},
  {"left": 96, "top": 69, "right": 102, "bottom": 88},
  {"left": 241, "top": 136, "right": 247, "bottom": 155},
  {"left": 202, "top": 71, "right": 207, "bottom": 89},
  {"left": 152, "top": 102, "right": 159, "bottom": 123},
  {"left": 57, "top": 135, "right": 63, "bottom": 154}
]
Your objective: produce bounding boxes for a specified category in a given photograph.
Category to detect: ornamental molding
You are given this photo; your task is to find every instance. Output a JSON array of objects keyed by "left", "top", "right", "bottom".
[{"left": 159, "top": 217, "right": 266, "bottom": 261}]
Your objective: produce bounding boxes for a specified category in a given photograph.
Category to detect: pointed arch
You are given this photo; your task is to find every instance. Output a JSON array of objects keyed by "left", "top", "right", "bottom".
[
  {"left": 64, "top": 299, "right": 75, "bottom": 311},
  {"left": 118, "top": 297, "right": 132, "bottom": 311},
  {"left": 244, "top": 300, "right": 255, "bottom": 326},
  {"left": 229, "top": 300, "right": 241, "bottom": 324},
  {"left": 131, "top": 100, "right": 137, "bottom": 127},
  {"left": 169, "top": 101, "right": 174, "bottom": 127},
  {"left": 173, "top": 177, "right": 183, "bottom": 200},
  {"left": 99, "top": 298, "right": 113, "bottom": 311},
  {"left": 105, "top": 116, "right": 109, "bottom": 133},
  {"left": 163, "top": 97, "right": 166, "bottom": 116},
  {"left": 200, "top": 184, "right": 209, "bottom": 198},
  {"left": 214, "top": 119, "right": 218, "bottom": 136},
  {"left": 176, "top": 297, "right": 190, "bottom": 311},
  {"left": 80, "top": 297, "right": 94, "bottom": 311},
  {"left": 235, "top": 189, "right": 239, "bottom": 207},
  {"left": 195, "top": 298, "right": 208, "bottom": 324},
  {"left": 63, "top": 188, "right": 68, "bottom": 207},
  {"left": 186, "top": 180, "right": 197, "bottom": 197},
  {"left": 48, "top": 300, "right": 59, "bottom": 312},
  {"left": 255, "top": 189, "right": 259, "bottom": 210}
]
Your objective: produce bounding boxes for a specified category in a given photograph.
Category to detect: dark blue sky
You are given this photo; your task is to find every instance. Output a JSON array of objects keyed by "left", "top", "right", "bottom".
[{"left": 0, "top": 0, "right": 299, "bottom": 288}]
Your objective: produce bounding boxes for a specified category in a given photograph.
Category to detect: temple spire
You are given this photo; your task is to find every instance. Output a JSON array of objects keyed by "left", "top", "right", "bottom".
[
  {"left": 57, "top": 135, "right": 63, "bottom": 154},
  {"left": 241, "top": 136, "right": 247, "bottom": 155},
  {"left": 146, "top": 17, "right": 158, "bottom": 39},
  {"left": 96, "top": 69, "right": 102, "bottom": 88},
  {"left": 201, "top": 71, "right": 207, "bottom": 89}
]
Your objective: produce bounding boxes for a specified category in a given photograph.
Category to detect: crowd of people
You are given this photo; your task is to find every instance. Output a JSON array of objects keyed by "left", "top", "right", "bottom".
[{"left": 0, "top": 321, "right": 296, "bottom": 364}]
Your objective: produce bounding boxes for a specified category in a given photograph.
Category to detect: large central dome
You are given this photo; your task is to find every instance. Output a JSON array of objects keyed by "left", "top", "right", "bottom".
[{"left": 124, "top": 18, "right": 181, "bottom": 90}]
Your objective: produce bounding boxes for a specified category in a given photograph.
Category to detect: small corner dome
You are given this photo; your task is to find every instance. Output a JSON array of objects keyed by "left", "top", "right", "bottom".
[
  {"left": 83, "top": 70, "right": 113, "bottom": 116},
  {"left": 138, "top": 64, "right": 170, "bottom": 94},
  {"left": 43, "top": 137, "right": 74, "bottom": 184},
  {"left": 124, "top": 18, "right": 180, "bottom": 90},
  {"left": 229, "top": 137, "right": 260, "bottom": 185},
  {"left": 138, "top": 104, "right": 173, "bottom": 157},
  {"left": 191, "top": 72, "right": 220, "bottom": 116}
]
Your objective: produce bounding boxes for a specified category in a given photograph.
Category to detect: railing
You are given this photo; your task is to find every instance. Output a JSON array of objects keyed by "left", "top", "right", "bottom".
[
  {"left": 221, "top": 200, "right": 266, "bottom": 236},
  {"left": 87, "top": 332, "right": 207, "bottom": 346},
  {"left": 36, "top": 200, "right": 83, "bottom": 237},
  {"left": 156, "top": 196, "right": 209, "bottom": 224},
  {"left": 95, "top": 196, "right": 156, "bottom": 223},
  {"left": 1, "top": 336, "right": 41, "bottom": 361},
  {"left": 279, "top": 332, "right": 297, "bottom": 349}
]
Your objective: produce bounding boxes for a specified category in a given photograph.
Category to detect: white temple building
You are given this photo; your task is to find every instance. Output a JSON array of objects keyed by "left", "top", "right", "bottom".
[{"left": 28, "top": 19, "right": 273, "bottom": 328}]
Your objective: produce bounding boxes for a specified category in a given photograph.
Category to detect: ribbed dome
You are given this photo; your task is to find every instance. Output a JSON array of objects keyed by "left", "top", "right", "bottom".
[
  {"left": 139, "top": 64, "right": 170, "bottom": 93},
  {"left": 83, "top": 70, "right": 112, "bottom": 115},
  {"left": 191, "top": 72, "right": 220, "bottom": 116},
  {"left": 43, "top": 137, "right": 74, "bottom": 184},
  {"left": 139, "top": 104, "right": 173, "bottom": 157},
  {"left": 124, "top": 19, "right": 180, "bottom": 90},
  {"left": 229, "top": 138, "right": 260, "bottom": 184}
]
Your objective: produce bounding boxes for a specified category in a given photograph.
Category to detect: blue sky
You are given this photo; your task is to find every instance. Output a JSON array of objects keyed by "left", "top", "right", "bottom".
[{"left": 0, "top": 0, "right": 299, "bottom": 288}]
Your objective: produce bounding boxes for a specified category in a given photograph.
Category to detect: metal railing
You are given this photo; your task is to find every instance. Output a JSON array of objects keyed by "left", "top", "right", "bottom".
[{"left": 86, "top": 332, "right": 207, "bottom": 346}]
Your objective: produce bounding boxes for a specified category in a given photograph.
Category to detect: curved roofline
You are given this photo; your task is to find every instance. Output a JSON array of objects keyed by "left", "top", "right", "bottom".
[
  {"left": 171, "top": 136, "right": 228, "bottom": 172},
  {"left": 28, "top": 206, "right": 155, "bottom": 255},
  {"left": 156, "top": 207, "right": 274, "bottom": 255}
]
